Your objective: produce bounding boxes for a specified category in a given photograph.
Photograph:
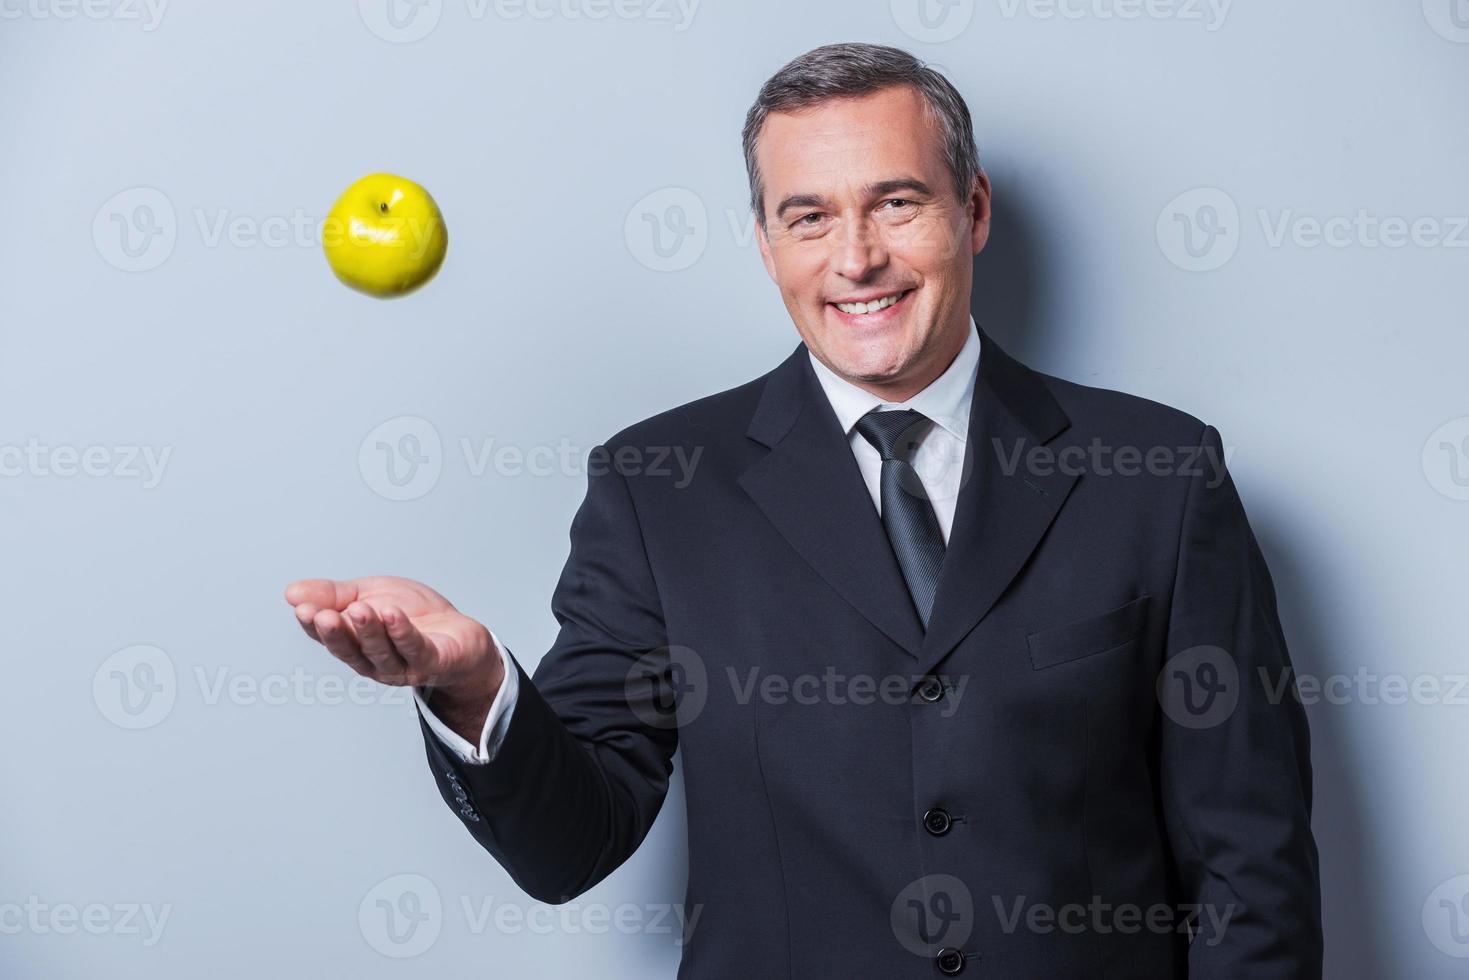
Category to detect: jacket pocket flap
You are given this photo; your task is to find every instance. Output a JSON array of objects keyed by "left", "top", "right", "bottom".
[{"left": 1027, "top": 594, "right": 1150, "bottom": 670}]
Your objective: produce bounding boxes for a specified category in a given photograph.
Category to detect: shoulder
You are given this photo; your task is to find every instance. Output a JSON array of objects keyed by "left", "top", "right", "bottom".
[{"left": 1031, "top": 367, "right": 1210, "bottom": 449}]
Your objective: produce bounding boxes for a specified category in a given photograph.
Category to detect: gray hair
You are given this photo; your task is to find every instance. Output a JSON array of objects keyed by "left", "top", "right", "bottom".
[{"left": 741, "top": 42, "right": 981, "bottom": 229}]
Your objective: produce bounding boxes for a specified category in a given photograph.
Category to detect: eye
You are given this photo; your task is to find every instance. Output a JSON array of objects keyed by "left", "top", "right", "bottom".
[
  {"left": 797, "top": 212, "right": 823, "bottom": 225},
  {"left": 883, "top": 198, "right": 914, "bottom": 210}
]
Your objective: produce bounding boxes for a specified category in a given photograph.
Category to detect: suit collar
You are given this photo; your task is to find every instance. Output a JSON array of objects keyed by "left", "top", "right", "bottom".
[
  {"left": 747, "top": 320, "right": 1068, "bottom": 451},
  {"left": 740, "top": 321, "right": 1077, "bottom": 666}
]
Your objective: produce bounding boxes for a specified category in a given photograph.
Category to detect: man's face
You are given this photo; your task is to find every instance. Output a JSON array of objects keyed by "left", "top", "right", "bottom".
[{"left": 755, "top": 84, "right": 991, "bottom": 399}]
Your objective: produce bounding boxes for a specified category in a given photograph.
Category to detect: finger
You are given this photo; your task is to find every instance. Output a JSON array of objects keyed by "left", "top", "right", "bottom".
[
  {"left": 381, "top": 604, "right": 437, "bottom": 681},
  {"left": 314, "top": 608, "right": 374, "bottom": 676},
  {"left": 284, "top": 578, "right": 359, "bottom": 611},
  {"left": 294, "top": 602, "right": 323, "bottom": 643},
  {"left": 346, "top": 602, "right": 409, "bottom": 680}
]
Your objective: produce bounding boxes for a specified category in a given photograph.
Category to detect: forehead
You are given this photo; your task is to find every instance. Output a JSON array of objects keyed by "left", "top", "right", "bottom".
[{"left": 755, "top": 85, "right": 948, "bottom": 196}]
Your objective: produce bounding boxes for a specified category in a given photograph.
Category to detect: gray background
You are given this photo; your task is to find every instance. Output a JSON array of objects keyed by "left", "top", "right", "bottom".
[{"left": 2, "top": 0, "right": 1467, "bottom": 976}]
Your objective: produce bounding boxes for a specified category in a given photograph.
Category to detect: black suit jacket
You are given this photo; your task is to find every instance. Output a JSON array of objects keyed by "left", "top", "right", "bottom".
[{"left": 419, "top": 325, "right": 1322, "bottom": 978}]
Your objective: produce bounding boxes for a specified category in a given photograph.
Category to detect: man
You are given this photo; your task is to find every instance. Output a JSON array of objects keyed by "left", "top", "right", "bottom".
[{"left": 286, "top": 42, "right": 1321, "bottom": 978}]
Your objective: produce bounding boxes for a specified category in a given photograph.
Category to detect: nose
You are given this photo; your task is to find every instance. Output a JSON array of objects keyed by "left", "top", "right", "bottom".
[{"left": 832, "top": 214, "right": 889, "bottom": 282}]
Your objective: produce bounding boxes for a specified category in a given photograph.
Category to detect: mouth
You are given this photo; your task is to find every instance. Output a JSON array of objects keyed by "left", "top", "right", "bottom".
[{"left": 827, "top": 288, "right": 916, "bottom": 325}]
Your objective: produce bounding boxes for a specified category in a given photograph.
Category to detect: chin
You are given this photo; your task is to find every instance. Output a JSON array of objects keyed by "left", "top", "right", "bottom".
[
  {"left": 828, "top": 350, "right": 907, "bottom": 384},
  {"left": 844, "top": 333, "right": 915, "bottom": 368}
]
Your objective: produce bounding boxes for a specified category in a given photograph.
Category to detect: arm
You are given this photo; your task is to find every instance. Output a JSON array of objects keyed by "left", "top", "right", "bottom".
[
  {"left": 420, "top": 446, "right": 679, "bottom": 904},
  {"left": 1156, "top": 423, "right": 1322, "bottom": 977}
]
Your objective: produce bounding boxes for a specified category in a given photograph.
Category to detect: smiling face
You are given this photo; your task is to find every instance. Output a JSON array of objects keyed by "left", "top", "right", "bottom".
[{"left": 754, "top": 84, "right": 991, "bottom": 402}]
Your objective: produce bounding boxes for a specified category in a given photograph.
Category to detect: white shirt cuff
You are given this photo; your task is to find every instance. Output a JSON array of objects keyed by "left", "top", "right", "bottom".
[{"left": 413, "top": 628, "right": 519, "bottom": 765}]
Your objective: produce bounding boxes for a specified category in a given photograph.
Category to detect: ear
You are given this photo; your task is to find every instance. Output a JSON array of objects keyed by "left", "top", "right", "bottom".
[
  {"left": 755, "top": 212, "right": 779, "bottom": 282},
  {"left": 968, "top": 166, "right": 992, "bottom": 255}
]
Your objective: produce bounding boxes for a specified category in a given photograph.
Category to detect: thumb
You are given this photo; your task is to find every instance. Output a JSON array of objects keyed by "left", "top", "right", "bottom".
[{"left": 284, "top": 578, "right": 359, "bottom": 610}]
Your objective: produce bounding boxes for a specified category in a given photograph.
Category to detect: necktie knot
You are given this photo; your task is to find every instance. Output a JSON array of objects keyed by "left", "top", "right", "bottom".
[{"left": 855, "top": 408, "right": 931, "bottom": 462}]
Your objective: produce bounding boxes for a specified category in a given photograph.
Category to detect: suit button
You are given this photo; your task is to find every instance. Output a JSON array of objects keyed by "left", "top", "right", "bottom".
[
  {"left": 916, "top": 676, "right": 944, "bottom": 703},
  {"left": 936, "top": 947, "right": 965, "bottom": 974},
  {"left": 923, "top": 807, "right": 952, "bottom": 836}
]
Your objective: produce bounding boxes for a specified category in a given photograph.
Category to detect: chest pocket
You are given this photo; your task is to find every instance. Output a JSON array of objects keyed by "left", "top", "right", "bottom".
[{"left": 1027, "top": 594, "right": 1150, "bottom": 670}]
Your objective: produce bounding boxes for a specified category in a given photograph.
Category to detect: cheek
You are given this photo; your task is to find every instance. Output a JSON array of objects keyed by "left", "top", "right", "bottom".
[
  {"left": 889, "top": 213, "right": 966, "bottom": 267},
  {"left": 772, "top": 249, "right": 828, "bottom": 304}
]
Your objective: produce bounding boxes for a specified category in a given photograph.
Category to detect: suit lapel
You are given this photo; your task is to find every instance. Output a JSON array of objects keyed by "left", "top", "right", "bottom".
[
  {"left": 737, "top": 325, "right": 1078, "bottom": 669},
  {"left": 738, "top": 345, "right": 927, "bottom": 659},
  {"left": 916, "top": 323, "right": 1078, "bottom": 675}
]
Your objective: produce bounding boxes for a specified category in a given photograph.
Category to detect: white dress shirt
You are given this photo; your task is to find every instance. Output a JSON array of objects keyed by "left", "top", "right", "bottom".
[{"left": 417, "top": 316, "right": 983, "bottom": 764}]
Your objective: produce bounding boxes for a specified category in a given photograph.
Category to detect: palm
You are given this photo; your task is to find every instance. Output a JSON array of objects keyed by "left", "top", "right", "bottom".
[
  {"left": 348, "top": 576, "right": 485, "bottom": 674},
  {"left": 285, "top": 574, "right": 492, "bottom": 688}
]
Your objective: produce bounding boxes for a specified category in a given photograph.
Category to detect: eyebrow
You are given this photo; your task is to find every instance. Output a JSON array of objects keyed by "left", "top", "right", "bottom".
[{"left": 773, "top": 178, "right": 936, "bottom": 220}]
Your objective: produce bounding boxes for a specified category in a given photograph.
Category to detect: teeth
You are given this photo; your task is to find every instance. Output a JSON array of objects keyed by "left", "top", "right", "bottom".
[{"left": 835, "top": 291, "right": 905, "bottom": 315}]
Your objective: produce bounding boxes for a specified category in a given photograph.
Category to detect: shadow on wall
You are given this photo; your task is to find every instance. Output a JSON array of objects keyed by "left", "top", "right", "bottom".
[
  {"left": 1253, "top": 519, "right": 1387, "bottom": 980},
  {"left": 969, "top": 163, "right": 1050, "bottom": 366}
]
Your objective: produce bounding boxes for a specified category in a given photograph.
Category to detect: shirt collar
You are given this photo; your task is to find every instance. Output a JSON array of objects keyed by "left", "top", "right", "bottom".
[{"left": 807, "top": 315, "right": 981, "bottom": 442}]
